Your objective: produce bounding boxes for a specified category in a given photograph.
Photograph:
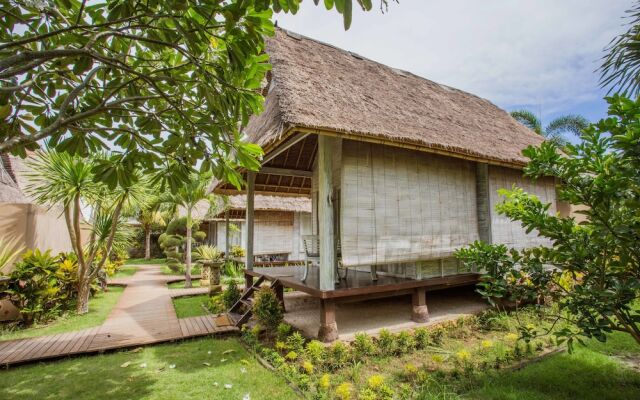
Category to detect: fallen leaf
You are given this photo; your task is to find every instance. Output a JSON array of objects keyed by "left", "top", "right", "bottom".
[
  {"left": 207, "top": 351, "right": 212, "bottom": 355},
  {"left": 169, "top": 364, "right": 176, "bottom": 369},
  {"left": 224, "top": 384, "right": 232, "bottom": 389},
  {"left": 220, "top": 358, "right": 227, "bottom": 363},
  {"left": 140, "top": 363, "right": 147, "bottom": 368},
  {"left": 240, "top": 367, "right": 247, "bottom": 373},
  {"left": 243, "top": 394, "right": 251, "bottom": 400},
  {"left": 222, "top": 349, "right": 235, "bottom": 355},
  {"left": 120, "top": 361, "right": 131, "bottom": 368},
  {"left": 130, "top": 347, "right": 144, "bottom": 353},
  {"left": 203, "top": 362, "right": 211, "bottom": 367}
]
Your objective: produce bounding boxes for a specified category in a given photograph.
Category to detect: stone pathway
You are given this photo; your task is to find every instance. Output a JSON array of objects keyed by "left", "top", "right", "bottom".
[{"left": 0, "top": 265, "right": 235, "bottom": 366}]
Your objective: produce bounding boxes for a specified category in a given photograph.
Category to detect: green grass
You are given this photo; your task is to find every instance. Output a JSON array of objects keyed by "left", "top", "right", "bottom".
[
  {"left": 167, "top": 279, "right": 201, "bottom": 289},
  {"left": 125, "top": 258, "right": 166, "bottom": 265},
  {"left": 0, "top": 286, "right": 124, "bottom": 341},
  {"left": 464, "top": 331, "right": 640, "bottom": 400},
  {"left": 110, "top": 266, "right": 138, "bottom": 279},
  {"left": 172, "top": 295, "right": 210, "bottom": 318},
  {"left": 0, "top": 338, "right": 298, "bottom": 400}
]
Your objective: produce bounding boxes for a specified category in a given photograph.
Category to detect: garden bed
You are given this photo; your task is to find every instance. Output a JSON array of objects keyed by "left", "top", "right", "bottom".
[
  {"left": 242, "top": 305, "right": 640, "bottom": 399},
  {"left": 0, "top": 286, "right": 125, "bottom": 341}
]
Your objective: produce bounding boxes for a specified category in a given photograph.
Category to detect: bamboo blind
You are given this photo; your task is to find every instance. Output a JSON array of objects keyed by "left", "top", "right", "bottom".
[
  {"left": 488, "top": 166, "right": 556, "bottom": 249},
  {"left": 339, "top": 140, "right": 479, "bottom": 267}
]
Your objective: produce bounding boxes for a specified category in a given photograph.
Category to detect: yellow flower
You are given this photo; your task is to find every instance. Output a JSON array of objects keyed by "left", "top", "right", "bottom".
[
  {"left": 285, "top": 351, "right": 298, "bottom": 361},
  {"left": 335, "top": 382, "right": 353, "bottom": 400},
  {"left": 456, "top": 350, "right": 471, "bottom": 362},
  {"left": 318, "top": 374, "right": 331, "bottom": 390},
  {"left": 302, "top": 360, "right": 314, "bottom": 374},
  {"left": 367, "top": 374, "right": 385, "bottom": 389},
  {"left": 431, "top": 354, "right": 444, "bottom": 363},
  {"left": 209, "top": 36, "right": 219, "bottom": 48},
  {"left": 481, "top": 340, "right": 493, "bottom": 349},
  {"left": 404, "top": 363, "right": 418, "bottom": 376},
  {"left": 504, "top": 333, "right": 519, "bottom": 342}
]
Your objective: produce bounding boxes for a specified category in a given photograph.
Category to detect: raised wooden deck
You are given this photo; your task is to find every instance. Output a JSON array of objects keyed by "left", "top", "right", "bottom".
[
  {"left": 0, "top": 265, "right": 237, "bottom": 367},
  {"left": 246, "top": 266, "right": 481, "bottom": 300}
]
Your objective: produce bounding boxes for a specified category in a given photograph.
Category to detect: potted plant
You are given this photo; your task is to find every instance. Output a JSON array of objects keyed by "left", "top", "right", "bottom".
[{"left": 194, "top": 245, "right": 223, "bottom": 293}]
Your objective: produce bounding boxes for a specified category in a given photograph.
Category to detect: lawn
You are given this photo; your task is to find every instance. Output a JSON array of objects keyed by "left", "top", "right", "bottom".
[
  {"left": 0, "top": 286, "right": 124, "bottom": 341},
  {"left": 110, "top": 265, "right": 138, "bottom": 279},
  {"left": 465, "top": 331, "right": 640, "bottom": 400},
  {"left": 173, "top": 295, "right": 210, "bottom": 318},
  {"left": 0, "top": 338, "right": 299, "bottom": 400},
  {"left": 125, "top": 258, "right": 166, "bottom": 265},
  {"left": 167, "top": 279, "right": 201, "bottom": 289}
]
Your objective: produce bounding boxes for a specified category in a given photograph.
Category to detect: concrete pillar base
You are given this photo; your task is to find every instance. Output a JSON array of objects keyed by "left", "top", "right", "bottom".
[
  {"left": 318, "top": 322, "right": 339, "bottom": 342},
  {"left": 411, "top": 305, "right": 430, "bottom": 323}
]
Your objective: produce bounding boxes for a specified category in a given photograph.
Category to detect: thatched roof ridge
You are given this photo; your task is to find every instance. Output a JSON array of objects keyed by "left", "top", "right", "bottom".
[
  {"left": 225, "top": 194, "right": 311, "bottom": 213},
  {"left": 245, "top": 28, "right": 543, "bottom": 166}
]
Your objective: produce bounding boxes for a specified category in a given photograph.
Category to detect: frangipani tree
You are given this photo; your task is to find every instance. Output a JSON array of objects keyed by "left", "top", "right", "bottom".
[
  {"left": 26, "top": 150, "right": 150, "bottom": 313},
  {"left": 160, "top": 172, "right": 217, "bottom": 288},
  {"left": 0, "top": 0, "right": 391, "bottom": 191}
]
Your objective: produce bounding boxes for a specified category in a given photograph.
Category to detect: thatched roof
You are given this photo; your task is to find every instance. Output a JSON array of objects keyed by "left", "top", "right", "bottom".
[
  {"left": 180, "top": 194, "right": 310, "bottom": 221},
  {"left": 246, "top": 28, "right": 543, "bottom": 167},
  {"left": 0, "top": 154, "right": 29, "bottom": 204}
]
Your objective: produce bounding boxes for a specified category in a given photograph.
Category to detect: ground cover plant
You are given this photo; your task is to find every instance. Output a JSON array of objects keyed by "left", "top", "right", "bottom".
[
  {"left": 0, "top": 338, "right": 298, "bottom": 400},
  {"left": 0, "top": 286, "right": 123, "bottom": 341},
  {"left": 125, "top": 258, "right": 167, "bottom": 266},
  {"left": 242, "top": 305, "right": 640, "bottom": 400},
  {"left": 108, "top": 266, "right": 137, "bottom": 279}
]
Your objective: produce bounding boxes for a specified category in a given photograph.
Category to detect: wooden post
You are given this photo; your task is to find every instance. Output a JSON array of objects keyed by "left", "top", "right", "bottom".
[
  {"left": 245, "top": 171, "right": 255, "bottom": 289},
  {"left": 224, "top": 209, "right": 230, "bottom": 262},
  {"left": 318, "top": 135, "right": 336, "bottom": 291},
  {"left": 318, "top": 299, "right": 338, "bottom": 342},
  {"left": 411, "top": 288, "right": 429, "bottom": 323},
  {"left": 476, "top": 163, "right": 492, "bottom": 245},
  {"left": 274, "top": 281, "right": 285, "bottom": 312}
]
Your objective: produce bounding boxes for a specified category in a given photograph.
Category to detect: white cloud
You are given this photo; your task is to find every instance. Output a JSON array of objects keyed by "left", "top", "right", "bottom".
[{"left": 274, "top": 0, "right": 632, "bottom": 118}]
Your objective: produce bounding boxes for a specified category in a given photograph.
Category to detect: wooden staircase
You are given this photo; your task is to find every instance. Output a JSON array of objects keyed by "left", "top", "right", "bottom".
[{"left": 227, "top": 276, "right": 283, "bottom": 327}]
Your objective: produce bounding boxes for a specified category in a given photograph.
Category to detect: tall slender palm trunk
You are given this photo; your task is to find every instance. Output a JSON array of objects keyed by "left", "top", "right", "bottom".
[
  {"left": 184, "top": 208, "right": 192, "bottom": 288},
  {"left": 144, "top": 226, "right": 151, "bottom": 260}
]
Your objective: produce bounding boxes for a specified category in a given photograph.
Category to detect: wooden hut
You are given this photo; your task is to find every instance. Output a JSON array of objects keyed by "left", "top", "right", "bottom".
[
  {"left": 200, "top": 194, "right": 311, "bottom": 261},
  {"left": 213, "top": 29, "right": 560, "bottom": 341}
]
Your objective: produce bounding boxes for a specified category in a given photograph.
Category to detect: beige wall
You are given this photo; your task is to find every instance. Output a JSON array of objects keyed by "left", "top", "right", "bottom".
[{"left": 0, "top": 202, "right": 79, "bottom": 271}]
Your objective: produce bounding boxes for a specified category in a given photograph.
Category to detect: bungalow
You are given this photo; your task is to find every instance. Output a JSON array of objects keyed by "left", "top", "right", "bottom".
[
  {"left": 199, "top": 194, "right": 311, "bottom": 261},
  {"left": 214, "top": 29, "right": 562, "bottom": 341}
]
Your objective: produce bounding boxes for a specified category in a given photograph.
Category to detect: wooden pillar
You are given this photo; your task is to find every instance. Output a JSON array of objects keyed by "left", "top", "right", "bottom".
[
  {"left": 318, "top": 299, "right": 338, "bottom": 342},
  {"left": 274, "top": 281, "right": 285, "bottom": 312},
  {"left": 224, "top": 209, "right": 230, "bottom": 261},
  {"left": 244, "top": 171, "right": 255, "bottom": 289},
  {"left": 411, "top": 287, "right": 429, "bottom": 323},
  {"left": 476, "top": 163, "right": 492, "bottom": 244},
  {"left": 318, "top": 135, "right": 336, "bottom": 291}
]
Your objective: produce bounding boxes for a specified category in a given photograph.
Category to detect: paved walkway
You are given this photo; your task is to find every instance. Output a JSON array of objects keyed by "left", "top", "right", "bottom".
[{"left": 0, "top": 265, "right": 236, "bottom": 366}]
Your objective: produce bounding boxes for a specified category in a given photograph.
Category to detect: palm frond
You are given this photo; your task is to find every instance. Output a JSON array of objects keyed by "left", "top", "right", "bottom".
[
  {"left": 546, "top": 115, "right": 589, "bottom": 137},
  {"left": 510, "top": 110, "right": 543, "bottom": 135},
  {"left": 600, "top": 1, "right": 640, "bottom": 96}
]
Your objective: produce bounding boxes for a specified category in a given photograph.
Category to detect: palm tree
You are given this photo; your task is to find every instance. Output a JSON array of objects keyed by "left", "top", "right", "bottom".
[
  {"left": 26, "top": 150, "right": 150, "bottom": 313},
  {"left": 600, "top": 1, "right": 640, "bottom": 96},
  {"left": 510, "top": 110, "right": 588, "bottom": 145},
  {"left": 135, "top": 206, "right": 166, "bottom": 260},
  {"left": 160, "top": 172, "right": 217, "bottom": 288}
]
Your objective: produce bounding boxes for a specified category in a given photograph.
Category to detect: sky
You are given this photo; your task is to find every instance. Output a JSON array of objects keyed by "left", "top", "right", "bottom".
[{"left": 274, "top": 0, "right": 634, "bottom": 128}]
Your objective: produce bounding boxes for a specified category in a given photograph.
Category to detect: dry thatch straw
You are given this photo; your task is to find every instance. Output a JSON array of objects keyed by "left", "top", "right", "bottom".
[{"left": 245, "top": 28, "right": 543, "bottom": 167}]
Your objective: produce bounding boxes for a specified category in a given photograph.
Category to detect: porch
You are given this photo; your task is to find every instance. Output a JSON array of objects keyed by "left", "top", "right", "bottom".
[{"left": 244, "top": 266, "right": 481, "bottom": 341}]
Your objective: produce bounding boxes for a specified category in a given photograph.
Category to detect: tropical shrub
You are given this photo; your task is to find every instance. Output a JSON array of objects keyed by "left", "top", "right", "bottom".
[
  {"left": 222, "top": 280, "right": 241, "bottom": 309},
  {"left": 457, "top": 95, "right": 640, "bottom": 347},
  {"left": 252, "top": 287, "right": 283, "bottom": 333},
  {"left": 193, "top": 245, "right": 221, "bottom": 263},
  {"left": 230, "top": 245, "right": 246, "bottom": 258},
  {"left": 207, "top": 294, "right": 226, "bottom": 314},
  {"left": 4, "top": 250, "right": 79, "bottom": 325},
  {"left": 353, "top": 332, "right": 376, "bottom": 357}
]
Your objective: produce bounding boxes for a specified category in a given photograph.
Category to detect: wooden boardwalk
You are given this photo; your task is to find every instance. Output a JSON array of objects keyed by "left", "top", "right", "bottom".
[{"left": 0, "top": 265, "right": 237, "bottom": 367}]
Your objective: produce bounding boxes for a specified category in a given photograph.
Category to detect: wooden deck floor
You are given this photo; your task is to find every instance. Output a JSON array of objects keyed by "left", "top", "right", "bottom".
[
  {"left": 247, "top": 266, "right": 481, "bottom": 299},
  {"left": 0, "top": 265, "right": 236, "bottom": 367}
]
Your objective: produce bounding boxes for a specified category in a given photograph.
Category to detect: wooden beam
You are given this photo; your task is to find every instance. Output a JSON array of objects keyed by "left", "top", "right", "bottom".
[
  {"left": 476, "top": 163, "right": 492, "bottom": 244},
  {"left": 411, "top": 287, "right": 429, "bottom": 322},
  {"left": 318, "top": 135, "right": 336, "bottom": 291},
  {"left": 224, "top": 209, "right": 230, "bottom": 262},
  {"left": 262, "top": 133, "right": 310, "bottom": 164},
  {"left": 245, "top": 171, "right": 256, "bottom": 271},
  {"left": 261, "top": 167, "right": 313, "bottom": 178}
]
